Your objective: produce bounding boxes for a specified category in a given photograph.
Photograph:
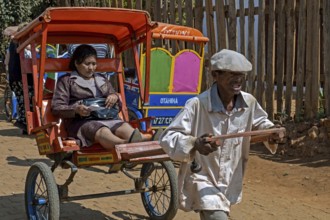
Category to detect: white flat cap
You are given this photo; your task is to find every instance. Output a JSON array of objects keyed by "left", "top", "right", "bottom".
[{"left": 210, "top": 49, "right": 252, "bottom": 73}]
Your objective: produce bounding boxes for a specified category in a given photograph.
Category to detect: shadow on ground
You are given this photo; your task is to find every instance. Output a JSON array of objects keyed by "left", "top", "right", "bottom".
[
  {"left": 250, "top": 143, "right": 330, "bottom": 168},
  {"left": 6, "top": 156, "right": 52, "bottom": 167},
  {"left": 0, "top": 193, "right": 149, "bottom": 220}
]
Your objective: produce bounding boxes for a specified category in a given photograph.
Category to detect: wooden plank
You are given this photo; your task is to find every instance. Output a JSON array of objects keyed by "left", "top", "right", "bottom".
[
  {"left": 162, "top": 0, "right": 168, "bottom": 23},
  {"left": 185, "top": 0, "right": 193, "bottom": 49},
  {"left": 154, "top": 0, "right": 162, "bottom": 21},
  {"left": 135, "top": 0, "right": 142, "bottom": 9},
  {"left": 284, "top": 0, "right": 296, "bottom": 118},
  {"left": 194, "top": 0, "right": 204, "bottom": 33},
  {"left": 305, "top": 1, "right": 320, "bottom": 119},
  {"left": 205, "top": 0, "right": 216, "bottom": 56},
  {"left": 310, "top": 1, "right": 321, "bottom": 119},
  {"left": 324, "top": 0, "right": 330, "bottom": 116},
  {"left": 169, "top": 0, "right": 177, "bottom": 53},
  {"left": 239, "top": 0, "right": 246, "bottom": 55},
  {"left": 177, "top": 0, "right": 183, "bottom": 25},
  {"left": 110, "top": 0, "right": 118, "bottom": 7},
  {"left": 145, "top": 0, "right": 152, "bottom": 13},
  {"left": 266, "top": 0, "right": 276, "bottom": 120},
  {"left": 117, "top": 0, "right": 123, "bottom": 8},
  {"left": 247, "top": 0, "right": 256, "bottom": 95},
  {"left": 215, "top": 0, "right": 227, "bottom": 50},
  {"left": 295, "top": 0, "right": 306, "bottom": 120},
  {"left": 275, "top": 0, "right": 285, "bottom": 114},
  {"left": 228, "top": 0, "right": 237, "bottom": 50},
  {"left": 127, "top": 0, "right": 133, "bottom": 9},
  {"left": 256, "top": 0, "right": 265, "bottom": 106},
  {"left": 305, "top": 0, "right": 313, "bottom": 119},
  {"left": 154, "top": 0, "right": 162, "bottom": 47}
]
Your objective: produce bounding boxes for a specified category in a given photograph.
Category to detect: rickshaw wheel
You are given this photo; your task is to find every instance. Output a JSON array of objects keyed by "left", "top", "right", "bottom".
[
  {"left": 25, "top": 162, "right": 60, "bottom": 220},
  {"left": 140, "top": 161, "right": 178, "bottom": 220}
]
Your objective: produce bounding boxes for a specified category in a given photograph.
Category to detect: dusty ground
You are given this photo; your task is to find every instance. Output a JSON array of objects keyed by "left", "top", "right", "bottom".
[{"left": 0, "top": 84, "right": 329, "bottom": 220}]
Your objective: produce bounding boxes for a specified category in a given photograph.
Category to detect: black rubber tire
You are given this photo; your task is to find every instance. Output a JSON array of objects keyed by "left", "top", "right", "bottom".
[
  {"left": 25, "top": 162, "right": 60, "bottom": 220},
  {"left": 3, "top": 85, "right": 13, "bottom": 122},
  {"left": 140, "top": 161, "right": 178, "bottom": 220}
]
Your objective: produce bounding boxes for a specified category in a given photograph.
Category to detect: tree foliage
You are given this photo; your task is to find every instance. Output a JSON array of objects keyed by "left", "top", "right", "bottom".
[{"left": 0, "top": 0, "right": 56, "bottom": 58}]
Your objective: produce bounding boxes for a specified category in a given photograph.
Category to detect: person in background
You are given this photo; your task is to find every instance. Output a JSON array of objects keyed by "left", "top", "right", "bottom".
[
  {"left": 7, "top": 23, "right": 33, "bottom": 134},
  {"left": 159, "top": 49, "right": 284, "bottom": 220}
]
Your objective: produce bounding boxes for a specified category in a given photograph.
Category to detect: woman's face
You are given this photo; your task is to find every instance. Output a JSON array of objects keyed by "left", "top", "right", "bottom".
[{"left": 75, "top": 55, "right": 97, "bottom": 79}]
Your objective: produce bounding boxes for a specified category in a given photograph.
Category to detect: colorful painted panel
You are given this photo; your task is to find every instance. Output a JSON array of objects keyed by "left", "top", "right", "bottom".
[
  {"left": 35, "top": 131, "right": 53, "bottom": 155},
  {"left": 173, "top": 51, "right": 201, "bottom": 92},
  {"left": 77, "top": 153, "right": 115, "bottom": 166},
  {"left": 143, "top": 48, "right": 172, "bottom": 92}
]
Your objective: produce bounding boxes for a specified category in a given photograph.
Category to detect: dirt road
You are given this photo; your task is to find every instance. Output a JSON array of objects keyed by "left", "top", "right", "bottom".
[{"left": 0, "top": 113, "right": 329, "bottom": 220}]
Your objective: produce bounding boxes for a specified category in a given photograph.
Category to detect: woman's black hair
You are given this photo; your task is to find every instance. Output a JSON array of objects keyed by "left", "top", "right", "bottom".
[{"left": 68, "top": 44, "right": 97, "bottom": 71}]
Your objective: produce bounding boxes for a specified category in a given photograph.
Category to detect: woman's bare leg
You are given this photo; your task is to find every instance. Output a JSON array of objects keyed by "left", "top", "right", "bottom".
[
  {"left": 114, "top": 123, "right": 135, "bottom": 140},
  {"left": 94, "top": 127, "right": 127, "bottom": 150}
]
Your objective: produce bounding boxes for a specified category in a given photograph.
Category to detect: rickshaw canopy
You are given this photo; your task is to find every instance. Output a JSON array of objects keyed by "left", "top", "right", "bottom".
[{"left": 13, "top": 7, "right": 157, "bottom": 53}]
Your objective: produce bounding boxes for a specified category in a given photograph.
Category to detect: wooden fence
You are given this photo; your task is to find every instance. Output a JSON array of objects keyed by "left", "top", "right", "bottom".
[{"left": 54, "top": 0, "right": 330, "bottom": 121}]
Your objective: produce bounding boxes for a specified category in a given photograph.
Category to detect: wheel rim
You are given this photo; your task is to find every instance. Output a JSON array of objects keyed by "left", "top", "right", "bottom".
[
  {"left": 26, "top": 171, "right": 51, "bottom": 219},
  {"left": 142, "top": 163, "right": 172, "bottom": 216}
]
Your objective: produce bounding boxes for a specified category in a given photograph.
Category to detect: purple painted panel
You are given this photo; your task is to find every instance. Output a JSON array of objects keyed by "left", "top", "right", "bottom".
[{"left": 173, "top": 51, "right": 201, "bottom": 92}]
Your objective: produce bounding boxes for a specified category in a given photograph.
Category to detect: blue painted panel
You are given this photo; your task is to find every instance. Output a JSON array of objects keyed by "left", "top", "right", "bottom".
[
  {"left": 147, "top": 108, "right": 181, "bottom": 127},
  {"left": 147, "top": 94, "right": 195, "bottom": 107}
]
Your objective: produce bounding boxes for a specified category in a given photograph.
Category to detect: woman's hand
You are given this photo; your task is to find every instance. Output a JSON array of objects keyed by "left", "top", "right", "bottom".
[
  {"left": 75, "top": 104, "right": 91, "bottom": 117},
  {"left": 105, "top": 94, "right": 118, "bottom": 108}
]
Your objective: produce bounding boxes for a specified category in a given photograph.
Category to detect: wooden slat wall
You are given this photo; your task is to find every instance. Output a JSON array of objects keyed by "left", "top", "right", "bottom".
[{"left": 55, "top": 0, "right": 330, "bottom": 120}]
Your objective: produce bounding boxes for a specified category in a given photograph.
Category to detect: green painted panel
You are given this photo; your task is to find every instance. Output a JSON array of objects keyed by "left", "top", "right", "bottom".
[{"left": 143, "top": 49, "right": 172, "bottom": 92}]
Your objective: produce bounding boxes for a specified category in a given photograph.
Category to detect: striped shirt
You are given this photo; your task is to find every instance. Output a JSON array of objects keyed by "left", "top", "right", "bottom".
[{"left": 67, "top": 44, "right": 112, "bottom": 58}]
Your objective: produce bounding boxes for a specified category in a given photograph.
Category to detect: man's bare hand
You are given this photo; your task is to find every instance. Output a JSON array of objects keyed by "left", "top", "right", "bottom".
[
  {"left": 268, "top": 125, "right": 286, "bottom": 144},
  {"left": 194, "top": 133, "right": 218, "bottom": 155}
]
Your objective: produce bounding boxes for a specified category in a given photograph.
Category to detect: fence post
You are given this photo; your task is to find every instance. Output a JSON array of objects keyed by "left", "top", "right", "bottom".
[
  {"left": 284, "top": 0, "right": 296, "bottom": 118},
  {"left": 256, "top": 0, "right": 266, "bottom": 107},
  {"left": 305, "top": 1, "right": 320, "bottom": 119},
  {"left": 247, "top": 0, "right": 256, "bottom": 95},
  {"left": 228, "top": 1, "right": 237, "bottom": 50},
  {"left": 275, "top": 0, "right": 285, "bottom": 114},
  {"left": 266, "top": 0, "right": 276, "bottom": 120},
  {"left": 324, "top": 0, "right": 330, "bottom": 116},
  {"left": 295, "top": 0, "right": 306, "bottom": 121}
]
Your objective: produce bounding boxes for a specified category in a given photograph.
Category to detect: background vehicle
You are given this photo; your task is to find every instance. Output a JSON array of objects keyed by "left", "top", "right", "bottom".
[{"left": 124, "top": 23, "right": 209, "bottom": 129}]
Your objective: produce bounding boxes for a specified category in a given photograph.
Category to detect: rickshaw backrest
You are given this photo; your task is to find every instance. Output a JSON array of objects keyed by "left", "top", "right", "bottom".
[{"left": 24, "top": 58, "right": 122, "bottom": 73}]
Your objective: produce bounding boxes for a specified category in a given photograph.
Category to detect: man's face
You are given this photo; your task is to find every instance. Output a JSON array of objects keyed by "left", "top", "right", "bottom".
[{"left": 213, "top": 71, "right": 246, "bottom": 96}]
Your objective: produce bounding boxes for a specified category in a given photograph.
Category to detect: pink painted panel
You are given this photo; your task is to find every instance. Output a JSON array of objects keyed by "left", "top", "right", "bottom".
[{"left": 173, "top": 51, "right": 201, "bottom": 92}]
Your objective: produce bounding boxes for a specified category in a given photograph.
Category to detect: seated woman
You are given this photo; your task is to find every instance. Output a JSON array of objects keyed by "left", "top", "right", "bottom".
[{"left": 51, "top": 44, "right": 142, "bottom": 150}]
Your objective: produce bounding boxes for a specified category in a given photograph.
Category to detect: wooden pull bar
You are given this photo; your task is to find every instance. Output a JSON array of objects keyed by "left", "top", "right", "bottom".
[{"left": 205, "top": 127, "right": 285, "bottom": 143}]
